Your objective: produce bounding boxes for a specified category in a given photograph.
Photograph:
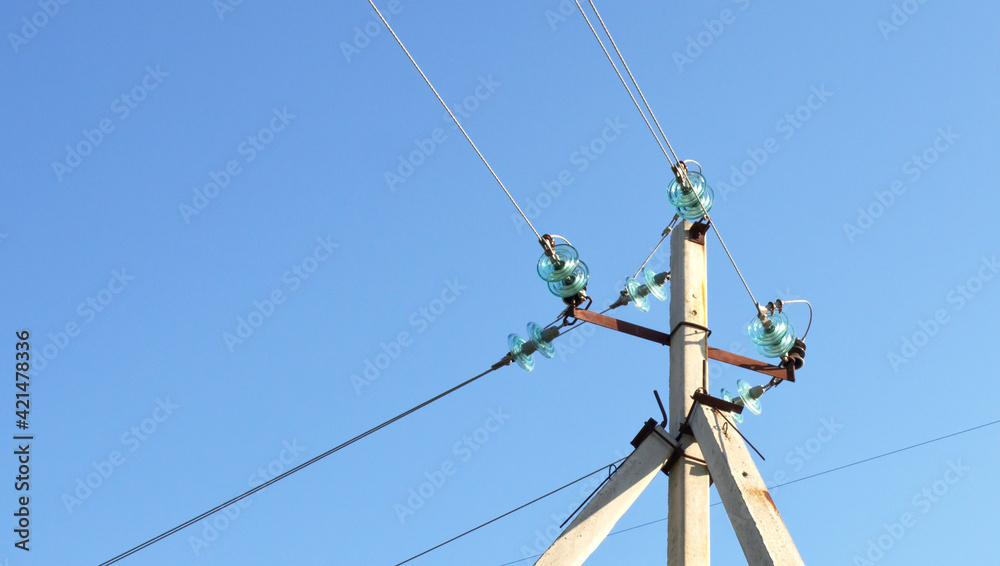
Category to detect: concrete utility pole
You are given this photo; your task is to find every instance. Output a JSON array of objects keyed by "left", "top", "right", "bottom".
[
  {"left": 535, "top": 221, "right": 804, "bottom": 565},
  {"left": 668, "top": 222, "right": 710, "bottom": 566}
]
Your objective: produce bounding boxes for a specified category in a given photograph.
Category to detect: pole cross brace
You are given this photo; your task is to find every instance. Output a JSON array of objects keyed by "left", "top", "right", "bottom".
[
  {"left": 688, "top": 403, "right": 805, "bottom": 565},
  {"left": 633, "top": 418, "right": 704, "bottom": 477},
  {"left": 535, "top": 404, "right": 803, "bottom": 566},
  {"left": 534, "top": 420, "right": 678, "bottom": 566}
]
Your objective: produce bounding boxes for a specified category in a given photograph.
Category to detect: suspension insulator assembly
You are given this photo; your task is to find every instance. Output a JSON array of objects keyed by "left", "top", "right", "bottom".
[
  {"left": 537, "top": 243, "right": 580, "bottom": 282},
  {"left": 721, "top": 379, "right": 765, "bottom": 425},
  {"left": 720, "top": 387, "right": 744, "bottom": 425},
  {"left": 747, "top": 311, "right": 796, "bottom": 358},
  {"left": 666, "top": 170, "right": 715, "bottom": 221},
  {"left": 537, "top": 239, "right": 590, "bottom": 305},
  {"left": 624, "top": 268, "right": 670, "bottom": 312},
  {"left": 548, "top": 261, "right": 590, "bottom": 299},
  {"left": 737, "top": 379, "right": 763, "bottom": 415},
  {"left": 507, "top": 321, "right": 560, "bottom": 372}
]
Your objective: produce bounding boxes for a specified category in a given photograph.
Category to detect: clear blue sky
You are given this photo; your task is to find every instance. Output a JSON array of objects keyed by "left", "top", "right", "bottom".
[{"left": 2, "top": 1, "right": 998, "bottom": 564}]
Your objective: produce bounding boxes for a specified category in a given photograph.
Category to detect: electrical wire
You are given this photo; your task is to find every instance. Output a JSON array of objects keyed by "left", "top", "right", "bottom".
[
  {"left": 577, "top": 0, "right": 758, "bottom": 315},
  {"left": 571, "top": 0, "right": 676, "bottom": 167},
  {"left": 606, "top": 217, "right": 681, "bottom": 312},
  {"left": 632, "top": 215, "right": 679, "bottom": 279},
  {"left": 393, "top": 457, "right": 628, "bottom": 565},
  {"left": 586, "top": 0, "right": 681, "bottom": 165},
  {"left": 98, "top": 359, "right": 512, "bottom": 566},
  {"left": 763, "top": 417, "right": 1000, "bottom": 491},
  {"left": 367, "top": 0, "right": 543, "bottom": 242},
  {"left": 781, "top": 299, "right": 813, "bottom": 339},
  {"left": 671, "top": 161, "right": 762, "bottom": 311},
  {"left": 543, "top": 309, "right": 570, "bottom": 330},
  {"left": 571, "top": 0, "right": 763, "bottom": 315},
  {"left": 488, "top": 416, "right": 1000, "bottom": 566}
]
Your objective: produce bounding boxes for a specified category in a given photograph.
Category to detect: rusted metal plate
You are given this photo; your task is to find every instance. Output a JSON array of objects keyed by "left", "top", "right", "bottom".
[
  {"left": 692, "top": 391, "right": 743, "bottom": 415},
  {"left": 707, "top": 347, "right": 794, "bottom": 382},
  {"left": 688, "top": 220, "right": 710, "bottom": 245},
  {"left": 630, "top": 418, "right": 659, "bottom": 448},
  {"left": 568, "top": 308, "right": 671, "bottom": 346}
]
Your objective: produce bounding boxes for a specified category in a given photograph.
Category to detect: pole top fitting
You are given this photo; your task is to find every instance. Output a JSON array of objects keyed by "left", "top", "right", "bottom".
[
  {"left": 671, "top": 161, "right": 689, "bottom": 187},
  {"left": 539, "top": 234, "right": 556, "bottom": 258},
  {"left": 755, "top": 304, "right": 775, "bottom": 332}
]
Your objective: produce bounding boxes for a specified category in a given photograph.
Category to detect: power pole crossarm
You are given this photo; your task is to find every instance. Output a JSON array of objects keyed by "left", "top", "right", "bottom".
[
  {"left": 689, "top": 404, "right": 805, "bottom": 566},
  {"left": 535, "top": 424, "right": 676, "bottom": 566}
]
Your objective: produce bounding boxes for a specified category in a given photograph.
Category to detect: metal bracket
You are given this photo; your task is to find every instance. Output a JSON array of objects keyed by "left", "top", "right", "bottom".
[
  {"left": 708, "top": 347, "right": 795, "bottom": 383},
  {"left": 779, "top": 361, "right": 797, "bottom": 382},
  {"left": 670, "top": 320, "right": 712, "bottom": 339},
  {"left": 568, "top": 307, "right": 671, "bottom": 346},
  {"left": 692, "top": 391, "right": 744, "bottom": 415},
  {"left": 662, "top": 448, "right": 681, "bottom": 476},
  {"left": 687, "top": 220, "right": 710, "bottom": 245},
  {"left": 630, "top": 418, "right": 659, "bottom": 449},
  {"left": 567, "top": 307, "right": 793, "bottom": 382},
  {"left": 629, "top": 418, "right": 688, "bottom": 477},
  {"left": 653, "top": 390, "right": 668, "bottom": 428}
]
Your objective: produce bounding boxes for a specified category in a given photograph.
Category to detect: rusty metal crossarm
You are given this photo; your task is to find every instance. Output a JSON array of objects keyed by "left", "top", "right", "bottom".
[
  {"left": 568, "top": 307, "right": 671, "bottom": 345},
  {"left": 567, "top": 307, "right": 793, "bottom": 382},
  {"left": 706, "top": 347, "right": 794, "bottom": 383}
]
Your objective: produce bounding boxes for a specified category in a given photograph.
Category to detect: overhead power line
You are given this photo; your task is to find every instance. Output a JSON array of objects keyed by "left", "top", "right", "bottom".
[
  {"left": 368, "top": 0, "right": 543, "bottom": 243},
  {"left": 761, "top": 416, "right": 1000, "bottom": 492},
  {"left": 393, "top": 457, "right": 628, "bottom": 566},
  {"left": 582, "top": 0, "right": 682, "bottom": 165},
  {"left": 690, "top": 188, "right": 762, "bottom": 310},
  {"left": 573, "top": 0, "right": 766, "bottom": 317},
  {"left": 628, "top": 215, "right": 679, "bottom": 280},
  {"left": 478, "top": 416, "right": 1000, "bottom": 566},
  {"left": 572, "top": 0, "right": 676, "bottom": 167},
  {"left": 98, "top": 358, "right": 511, "bottom": 566}
]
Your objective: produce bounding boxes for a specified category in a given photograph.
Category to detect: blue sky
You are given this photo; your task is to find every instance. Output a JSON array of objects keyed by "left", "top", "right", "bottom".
[{"left": 2, "top": 1, "right": 999, "bottom": 564}]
